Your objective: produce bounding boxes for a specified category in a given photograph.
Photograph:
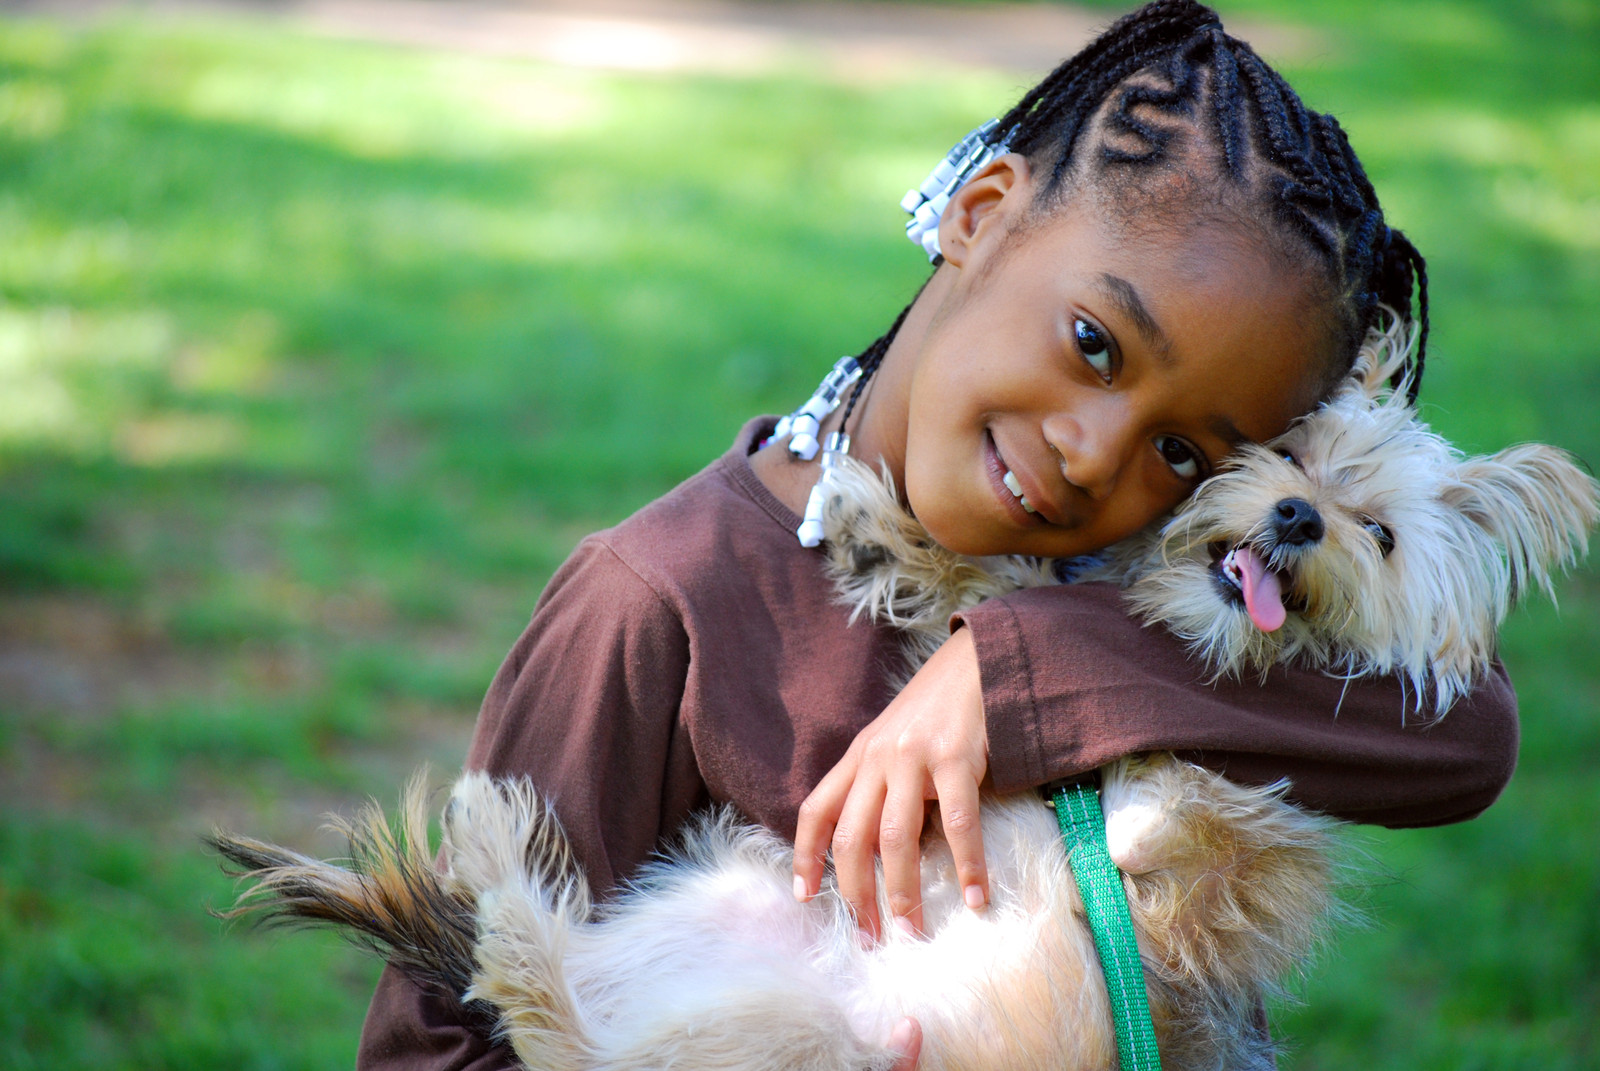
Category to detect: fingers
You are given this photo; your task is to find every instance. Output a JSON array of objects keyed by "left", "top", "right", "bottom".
[
  {"left": 888, "top": 1017, "right": 923, "bottom": 1071},
  {"left": 798, "top": 758, "right": 928, "bottom": 942},
  {"left": 931, "top": 762, "right": 988, "bottom": 913},
  {"left": 831, "top": 765, "right": 888, "bottom": 941},
  {"left": 794, "top": 627, "right": 992, "bottom": 943},
  {"left": 793, "top": 751, "right": 858, "bottom": 902},
  {"left": 879, "top": 776, "right": 928, "bottom": 935}
]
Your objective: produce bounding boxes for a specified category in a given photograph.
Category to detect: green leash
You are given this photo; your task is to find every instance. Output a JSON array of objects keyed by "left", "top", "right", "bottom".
[{"left": 1049, "top": 776, "right": 1163, "bottom": 1071}]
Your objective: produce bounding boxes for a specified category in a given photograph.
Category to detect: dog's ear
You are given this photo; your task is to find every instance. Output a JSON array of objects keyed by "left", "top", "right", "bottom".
[
  {"left": 1345, "top": 312, "right": 1418, "bottom": 401},
  {"left": 1444, "top": 444, "right": 1600, "bottom": 603}
]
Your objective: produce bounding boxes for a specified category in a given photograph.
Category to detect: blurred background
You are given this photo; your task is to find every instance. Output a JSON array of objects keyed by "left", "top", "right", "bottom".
[{"left": 0, "top": 0, "right": 1595, "bottom": 1066}]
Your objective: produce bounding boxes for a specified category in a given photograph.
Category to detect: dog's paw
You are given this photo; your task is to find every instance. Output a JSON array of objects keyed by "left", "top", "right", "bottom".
[{"left": 1103, "top": 796, "right": 1171, "bottom": 875}]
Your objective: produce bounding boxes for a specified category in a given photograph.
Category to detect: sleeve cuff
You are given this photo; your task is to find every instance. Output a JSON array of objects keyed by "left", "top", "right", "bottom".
[{"left": 954, "top": 597, "right": 1051, "bottom": 793}]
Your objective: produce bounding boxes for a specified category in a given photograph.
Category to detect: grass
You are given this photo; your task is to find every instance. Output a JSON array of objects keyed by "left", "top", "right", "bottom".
[{"left": 0, "top": 1, "right": 1595, "bottom": 1067}]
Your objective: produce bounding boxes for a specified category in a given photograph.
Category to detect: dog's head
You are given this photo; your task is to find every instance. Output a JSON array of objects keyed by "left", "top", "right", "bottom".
[{"left": 1114, "top": 334, "right": 1600, "bottom": 711}]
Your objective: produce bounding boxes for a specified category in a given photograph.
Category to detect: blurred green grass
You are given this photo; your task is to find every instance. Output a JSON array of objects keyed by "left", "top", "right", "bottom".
[{"left": 0, "top": 2, "right": 1595, "bottom": 1068}]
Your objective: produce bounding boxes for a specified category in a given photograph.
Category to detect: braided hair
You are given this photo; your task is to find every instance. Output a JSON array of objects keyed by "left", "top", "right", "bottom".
[{"left": 842, "top": 0, "right": 1428, "bottom": 423}]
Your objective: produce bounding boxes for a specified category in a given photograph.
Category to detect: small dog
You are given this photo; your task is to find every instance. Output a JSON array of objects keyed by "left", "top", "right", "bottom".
[{"left": 213, "top": 325, "right": 1598, "bottom": 1071}]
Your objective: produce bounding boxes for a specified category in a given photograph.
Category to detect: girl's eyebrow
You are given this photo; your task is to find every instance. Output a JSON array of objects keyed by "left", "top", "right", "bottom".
[
  {"left": 1209, "top": 415, "right": 1247, "bottom": 448},
  {"left": 1096, "top": 273, "right": 1171, "bottom": 361}
]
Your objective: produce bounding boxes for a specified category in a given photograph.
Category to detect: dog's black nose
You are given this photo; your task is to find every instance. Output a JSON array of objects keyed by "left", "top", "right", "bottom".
[{"left": 1272, "top": 498, "right": 1324, "bottom": 546}]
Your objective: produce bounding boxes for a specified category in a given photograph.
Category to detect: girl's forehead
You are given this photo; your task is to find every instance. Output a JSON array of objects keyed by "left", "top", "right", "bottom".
[{"left": 1029, "top": 198, "right": 1323, "bottom": 337}]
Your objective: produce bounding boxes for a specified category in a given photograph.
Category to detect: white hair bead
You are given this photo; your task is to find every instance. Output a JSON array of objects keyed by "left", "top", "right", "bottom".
[
  {"left": 776, "top": 361, "right": 864, "bottom": 545},
  {"left": 780, "top": 357, "right": 861, "bottom": 462},
  {"left": 789, "top": 425, "right": 821, "bottom": 463},
  {"left": 796, "top": 431, "right": 850, "bottom": 548},
  {"left": 796, "top": 490, "right": 826, "bottom": 548}
]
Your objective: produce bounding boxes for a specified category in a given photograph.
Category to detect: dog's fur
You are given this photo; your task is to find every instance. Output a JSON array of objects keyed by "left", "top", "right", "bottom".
[
  {"left": 212, "top": 323, "right": 1599, "bottom": 1071},
  {"left": 216, "top": 757, "right": 1336, "bottom": 1071}
]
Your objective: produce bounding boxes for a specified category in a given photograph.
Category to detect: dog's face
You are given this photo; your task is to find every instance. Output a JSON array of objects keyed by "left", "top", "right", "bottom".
[{"left": 1116, "top": 379, "right": 1599, "bottom": 711}]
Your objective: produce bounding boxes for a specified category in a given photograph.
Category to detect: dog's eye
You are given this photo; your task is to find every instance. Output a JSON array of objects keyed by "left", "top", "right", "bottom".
[
  {"left": 1363, "top": 519, "right": 1395, "bottom": 558},
  {"left": 1277, "top": 449, "right": 1302, "bottom": 470}
]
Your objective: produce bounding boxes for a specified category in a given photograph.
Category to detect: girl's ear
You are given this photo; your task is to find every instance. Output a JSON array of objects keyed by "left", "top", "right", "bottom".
[{"left": 937, "top": 153, "right": 1033, "bottom": 270}]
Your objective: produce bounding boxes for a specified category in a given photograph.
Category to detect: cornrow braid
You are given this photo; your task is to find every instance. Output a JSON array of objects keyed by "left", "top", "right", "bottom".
[
  {"left": 838, "top": 296, "right": 914, "bottom": 432},
  {"left": 990, "top": 0, "right": 1429, "bottom": 400},
  {"left": 998, "top": 0, "right": 1223, "bottom": 169}
]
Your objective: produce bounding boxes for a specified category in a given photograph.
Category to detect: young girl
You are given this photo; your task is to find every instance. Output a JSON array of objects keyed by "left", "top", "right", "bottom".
[{"left": 358, "top": 3, "right": 1518, "bottom": 1067}]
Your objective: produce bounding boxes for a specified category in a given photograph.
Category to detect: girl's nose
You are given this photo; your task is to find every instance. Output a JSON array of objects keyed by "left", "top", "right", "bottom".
[{"left": 1043, "top": 406, "right": 1135, "bottom": 501}]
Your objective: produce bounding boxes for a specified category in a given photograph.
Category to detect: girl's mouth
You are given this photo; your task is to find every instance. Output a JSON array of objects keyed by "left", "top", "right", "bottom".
[
  {"left": 985, "top": 433, "right": 1046, "bottom": 527},
  {"left": 1001, "top": 469, "right": 1038, "bottom": 514}
]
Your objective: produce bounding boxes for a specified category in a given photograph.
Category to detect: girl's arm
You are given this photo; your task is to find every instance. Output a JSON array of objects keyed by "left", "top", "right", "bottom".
[
  {"left": 966, "top": 582, "right": 1517, "bottom": 817},
  {"left": 794, "top": 581, "right": 1519, "bottom": 937}
]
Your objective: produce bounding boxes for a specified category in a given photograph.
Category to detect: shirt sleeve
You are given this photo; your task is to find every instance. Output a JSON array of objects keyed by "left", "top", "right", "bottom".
[
  {"left": 357, "top": 537, "right": 703, "bottom": 1071},
  {"left": 956, "top": 582, "right": 1519, "bottom": 828}
]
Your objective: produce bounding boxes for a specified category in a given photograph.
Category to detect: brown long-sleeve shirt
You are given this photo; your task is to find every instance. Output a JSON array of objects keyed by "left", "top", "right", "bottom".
[{"left": 357, "top": 418, "right": 1518, "bottom": 1070}]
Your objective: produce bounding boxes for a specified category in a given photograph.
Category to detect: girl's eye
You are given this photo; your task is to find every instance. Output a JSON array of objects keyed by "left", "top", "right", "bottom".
[
  {"left": 1156, "top": 435, "right": 1203, "bottom": 481},
  {"left": 1363, "top": 519, "right": 1396, "bottom": 557},
  {"left": 1074, "top": 318, "right": 1113, "bottom": 381}
]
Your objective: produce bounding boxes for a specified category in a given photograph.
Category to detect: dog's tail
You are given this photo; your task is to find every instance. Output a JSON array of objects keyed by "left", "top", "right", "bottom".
[
  {"left": 210, "top": 769, "right": 603, "bottom": 1066},
  {"left": 208, "top": 770, "right": 485, "bottom": 1010}
]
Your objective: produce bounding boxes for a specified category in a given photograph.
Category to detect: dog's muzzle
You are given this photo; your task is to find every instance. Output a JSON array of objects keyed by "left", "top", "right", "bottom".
[
  {"left": 1270, "top": 498, "right": 1324, "bottom": 547},
  {"left": 1207, "top": 500, "right": 1324, "bottom": 632}
]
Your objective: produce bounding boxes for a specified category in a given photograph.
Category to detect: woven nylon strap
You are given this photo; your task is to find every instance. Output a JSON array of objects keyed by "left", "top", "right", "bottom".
[{"left": 1051, "top": 779, "right": 1163, "bottom": 1071}]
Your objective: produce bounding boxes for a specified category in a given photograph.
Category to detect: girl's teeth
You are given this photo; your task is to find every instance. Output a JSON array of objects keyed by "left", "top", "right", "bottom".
[{"left": 1002, "top": 470, "right": 1037, "bottom": 514}]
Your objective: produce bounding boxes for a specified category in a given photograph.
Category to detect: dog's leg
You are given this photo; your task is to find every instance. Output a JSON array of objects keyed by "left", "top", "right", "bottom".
[
  {"left": 475, "top": 810, "right": 891, "bottom": 1071},
  {"left": 1100, "top": 756, "right": 1347, "bottom": 1070},
  {"left": 437, "top": 772, "right": 602, "bottom": 1071}
]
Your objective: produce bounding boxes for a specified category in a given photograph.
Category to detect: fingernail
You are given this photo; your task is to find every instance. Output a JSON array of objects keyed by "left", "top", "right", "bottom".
[
  {"left": 890, "top": 1018, "right": 915, "bottom": 1053},
  {"left": 893, "top": 916, "right": 917, "bottom": 939},
  {"left": 964, "top": 883, "right": 986, "bottom": 910},
  {"left": 793, "top": 874, "right": 809, "bottom": 902}
]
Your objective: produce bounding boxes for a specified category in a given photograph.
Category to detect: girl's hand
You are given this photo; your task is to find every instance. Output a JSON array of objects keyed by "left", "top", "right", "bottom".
[
  {"left": 792, "top": 627, "right": 990, "bottom": 940},
  {"left": 889, "top": 1017, "right": 922, "bottom": 1071}
]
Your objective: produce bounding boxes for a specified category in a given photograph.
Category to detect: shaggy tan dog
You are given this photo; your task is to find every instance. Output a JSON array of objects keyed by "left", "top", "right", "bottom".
[{"left": 213, "top": 324, "right": 1597, "bottom": 1071}]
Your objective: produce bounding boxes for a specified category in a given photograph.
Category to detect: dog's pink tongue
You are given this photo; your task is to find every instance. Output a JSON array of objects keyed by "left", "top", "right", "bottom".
[{"left": 1235, "top": 547, "right": 1286, "bottom": 632}]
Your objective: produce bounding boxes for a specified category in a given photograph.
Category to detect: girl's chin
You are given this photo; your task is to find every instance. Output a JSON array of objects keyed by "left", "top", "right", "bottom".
[
  {"left": 914, "top": 501, "right": 1042, "bottom": 558},
  {"left": 902, "top": 497, "right": 991, "bottom": 557},
  {"left": 907, "top": 470, "right": 1073, "bottom": 557},
  {"left": 918, "top": 502, "right": 1098, "bottom": 560}
]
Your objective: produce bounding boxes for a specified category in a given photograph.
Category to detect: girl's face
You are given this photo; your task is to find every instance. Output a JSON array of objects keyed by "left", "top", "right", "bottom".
[{"left": 879, "top": 161, "right": 1329, "bottom": 560}]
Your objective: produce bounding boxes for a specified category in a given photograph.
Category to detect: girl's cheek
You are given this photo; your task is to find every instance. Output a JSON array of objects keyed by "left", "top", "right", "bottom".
[
  {"left": 1138, "top": 472, "right": 1194, "bottom": 529},
  {"left": 1101, "top": 471, "right": 1182, "bottom": 547}
]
